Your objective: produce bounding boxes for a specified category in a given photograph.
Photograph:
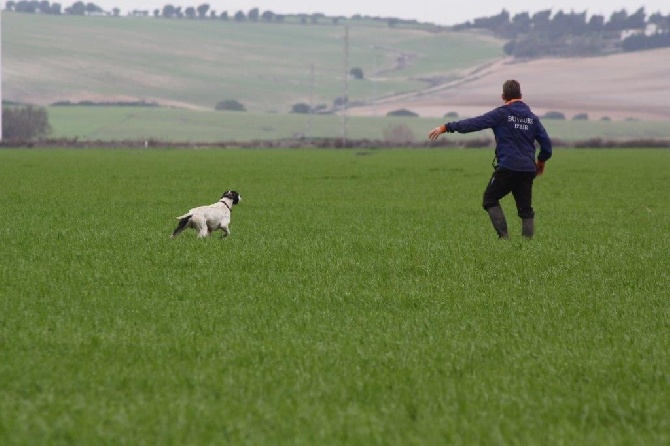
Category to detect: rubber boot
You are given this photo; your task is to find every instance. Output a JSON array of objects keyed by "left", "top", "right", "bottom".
[
  {"left": 487, "top": 206, "right": 509, "bottom": 239},
  {"left": 522, "top": 218, "right": 534, "bottom": 239}
]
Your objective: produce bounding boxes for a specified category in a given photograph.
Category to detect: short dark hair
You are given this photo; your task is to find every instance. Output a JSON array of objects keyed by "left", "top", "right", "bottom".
[{"left": 503, "top": 80, "right": 522, "bottom": 100}]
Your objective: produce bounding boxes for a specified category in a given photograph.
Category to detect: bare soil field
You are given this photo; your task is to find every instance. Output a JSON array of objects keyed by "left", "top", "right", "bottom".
[{"left": 352, "top": 48, "right": 670, "bottom": 121}]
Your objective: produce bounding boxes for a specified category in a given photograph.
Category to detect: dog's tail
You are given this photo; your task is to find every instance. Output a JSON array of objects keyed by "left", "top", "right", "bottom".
[{"left": 171, "top": 214, "right": 192, "bottom": 238}]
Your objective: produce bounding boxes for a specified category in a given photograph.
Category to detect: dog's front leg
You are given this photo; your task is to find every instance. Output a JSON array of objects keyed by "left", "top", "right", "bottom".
[{"left": 220, "top": 226, "right": 230, "bottom": 238}]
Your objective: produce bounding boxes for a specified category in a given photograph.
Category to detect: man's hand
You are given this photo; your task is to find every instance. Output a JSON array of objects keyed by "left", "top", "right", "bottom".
[
  {"left": 536, "top": 160, "right": 546, "bottom": 175},
  {"left": 428, "top": 125, "right": 447, "bottom": 141}
]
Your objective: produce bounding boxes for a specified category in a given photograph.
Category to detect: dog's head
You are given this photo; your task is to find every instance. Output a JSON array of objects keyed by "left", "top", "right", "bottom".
[{"left": 221, "top": 190, "right": 241, "bottom": 205}]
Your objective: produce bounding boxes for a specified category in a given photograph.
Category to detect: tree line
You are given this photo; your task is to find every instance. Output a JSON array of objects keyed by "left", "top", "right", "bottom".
[
  {"left": 3, "top": 1, "right": 423, "bottom": 26},
  {"left": 5, "top": 1, "right": 103, "bottom": 15},
  {"left": 454, "top": 8, "right": 670, "bottom": 57}
]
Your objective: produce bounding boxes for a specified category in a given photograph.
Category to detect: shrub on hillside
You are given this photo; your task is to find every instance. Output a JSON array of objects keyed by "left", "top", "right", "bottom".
[
  {"left": 386, "top": 109, "right": 418, "bottom": 117},
  {"left": 291, "top": 103, "right": 311, "bottom": 114},
  {"left": 350, "top": 67, "right": 364, "bottom": 80},
  {"left": 572, "top": 113, "right": 589, "bottom": 120},
  {"left": 333, "top": 96, "right": 348, "bottom": 108},
  {"left": 543, "top": 111, "right": 566, "bottom": 120},
  {"left": 215, "top": 100, "right": 246, "bottom": 112}
]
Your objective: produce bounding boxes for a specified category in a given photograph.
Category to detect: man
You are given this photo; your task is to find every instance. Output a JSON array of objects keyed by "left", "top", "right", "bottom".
[{"left": 428, "top": 80, "right": 552, "bottom": 239}]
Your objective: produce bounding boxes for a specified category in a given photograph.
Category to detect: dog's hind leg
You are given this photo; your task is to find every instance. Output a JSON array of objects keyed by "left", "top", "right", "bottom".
[
  {"left": 190, "top": 216, "right": 209, "bottom": 238},
  {"left": 220, "top": 226, "right": 230, "bottom": 238},
  {"left": 171, "top": 215, "right": 192, "bottom": 238}
]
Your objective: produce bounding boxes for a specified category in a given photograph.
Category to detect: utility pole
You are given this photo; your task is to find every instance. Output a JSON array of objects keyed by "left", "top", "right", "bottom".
[
  {"left": 308, "top": 63, "right": 314, "bottom": 140},
  {"left": 373, "top": 52, "right": 378, "bottom": 117},
  {"left": 341, "top": 25, "right": 349, "bottom": 146}
]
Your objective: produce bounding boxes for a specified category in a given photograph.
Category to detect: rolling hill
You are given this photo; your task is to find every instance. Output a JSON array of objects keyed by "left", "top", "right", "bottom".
[
  {"left": 351, "top": 49, "right": 670, "bottom": 121},
  {"left": 3, "top": 11, "right": 670, "bottom": 142},
  {"left": 2, "top": 12, "right": 503, "bottom": 113}
]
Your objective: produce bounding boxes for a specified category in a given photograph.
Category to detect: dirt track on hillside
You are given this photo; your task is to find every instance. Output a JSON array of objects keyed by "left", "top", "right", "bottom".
[{"left": 351, "top": 48, "right": 670, "bottom": 121}]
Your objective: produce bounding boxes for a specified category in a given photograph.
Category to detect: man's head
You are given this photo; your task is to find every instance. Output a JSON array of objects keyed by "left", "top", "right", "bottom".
[{"left": 502, "top": 80, "right": 522, "bottom": 102}]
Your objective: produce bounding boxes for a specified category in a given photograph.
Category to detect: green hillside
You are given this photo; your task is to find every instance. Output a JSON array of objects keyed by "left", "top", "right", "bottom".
[{"left": 3, "top": 12, "right": 504, "bottom": 113}]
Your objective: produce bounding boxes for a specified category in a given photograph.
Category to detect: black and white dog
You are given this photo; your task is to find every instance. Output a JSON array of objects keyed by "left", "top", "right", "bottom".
[{"left": 171, "top": 190, "right": 241, "bottom": 239}]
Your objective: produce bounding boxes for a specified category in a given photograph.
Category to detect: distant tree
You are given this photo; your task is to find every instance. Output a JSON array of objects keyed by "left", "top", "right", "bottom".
[
  {"left": 39, "top": 1, "right": 50, "bottom": 13},
  {"left": 219, "top": 11, "right": 228, "bottom": 20},
  {"left": 174, "top": 6, "right": 182, "bottom": 18},
  {"left": 622, "top": 32, "right": 670, "bottom": 51},
  {"left": 510, "top": 12, "right": 531, "bottom": 34},
  {"left": 16, "top": 0, "right": 38, "bottom": 13},
  {"left": 234, "top": 10, "right": 245, "bottom": 21},
  {"left": 248, "top": 7, "right": 259, "bottom": 21},
  {"left": 112, "top": 7, "right": 120, "bottom": 16},
  {"left": 153, "top": 9, "right": 159, "bottom": 17},
  {"left": 2, "top": 105, "right": 52, "bottom": 140},
  {"left": 299, "top": 15, "right": 307, "bottom": 25},
  {"left": 67, "top": 1, "right": 86, "bottom": 15},
  {"left": 588, "top": 14, "right": 605, "bottom": 32},
  {"left": 5, "top": 1, "right": 16, "bottom": 11},
  {"left": 626, "top": 7, "right": 646, "bottom": 29},
  {"left": 209, "top": 10, "right": 216, "bottom": 18},
  {"left": 471, "top": 9, "right": 510, "bottom": 33},
  {"left": 184, "top": 6, "right": 195, "bottom": 18},
  {"left": 550, "top": 10, "right": 588, "bottom": 36},
  {"left": 261, "top": 10, "right": 274, "bottom": 22},
  {"left": 333, "top": 96, "right": 348, "bottom": 108},
  {"left": 648, "top": 12, "right": 669, "bottom": 29},
  {"left": 50, "top": 2, "right": 62, "bottom": 14},
  {"left": 85, "top": 2, "right": 102, "bottom": 14},
  {"left": 349, "top": 67, "right": 364, "bottom": 80},
  {"left": 573, "top": 113, "right": 589, "bottom": 120},
  {"left": 605, "top": 9, "right": 628, "bottom": 31},
  {"left": 196, "top": 3, "right": 209, "bottom": 18},
  {"left": 162, "top": 4, "right": 175, "bottom": 18}
]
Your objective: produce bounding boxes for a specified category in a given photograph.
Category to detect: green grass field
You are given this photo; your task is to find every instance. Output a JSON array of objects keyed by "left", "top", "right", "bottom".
[{"left": 1, "top": 148, "right": 669, "bottom": 444}]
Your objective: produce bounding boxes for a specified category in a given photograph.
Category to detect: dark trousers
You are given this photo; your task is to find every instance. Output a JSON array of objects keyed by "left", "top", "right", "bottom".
[{"left": 482, "top": 167, "right": 536, "bottom": 219}]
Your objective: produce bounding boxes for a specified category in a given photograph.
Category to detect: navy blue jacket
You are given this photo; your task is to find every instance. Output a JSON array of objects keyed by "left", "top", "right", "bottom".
[{"left": 446, "top": 100, "right": 552, "bottom": 172}]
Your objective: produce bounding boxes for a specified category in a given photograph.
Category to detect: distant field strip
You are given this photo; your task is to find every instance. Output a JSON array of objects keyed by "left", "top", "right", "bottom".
[
  {"left": 46, "top": 106, "right": 670, "bottom": 142},
  {"left": 1, "top": 148, "right": 669, "bottom": 444}
]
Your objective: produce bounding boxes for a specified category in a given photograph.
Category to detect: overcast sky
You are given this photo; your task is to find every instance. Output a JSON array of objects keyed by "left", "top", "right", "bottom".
[{"left": 81, "top": 1, "right": 670, "bottom": 25}]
